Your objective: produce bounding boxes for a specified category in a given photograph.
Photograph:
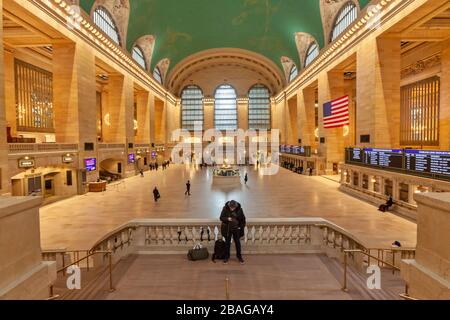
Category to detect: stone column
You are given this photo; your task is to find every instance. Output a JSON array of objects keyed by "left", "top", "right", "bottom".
[
  {"left": 318, "top": 70, "right": 345, "bottom": 174},
  {"left": 135, "top": 91, "right": 151, "bottom": 144},
  {"left": 237, "top": 99, "right": 248, "bottom": 131},
  {"left": 4, "top": 48, "right": 16, "bottom": 137},
  {"left": 154, "top": 97, "right": 166, "bottom": 145},
  {"left": 401, "top": 193, "right": 450, "bottom": 300},
  {"left": 0, "top": 1, "right": 8, "bottom": 194},
  {"left": 287, "top": 96, "right": 298, "bottom": 145},
  {"left": 0, "top": 197, "right": 56, "bottom": 299},
  {"left": 297, "top": 87, "right": 316, "bottom": 148},
  {"left": 356, "top": 37, "right": 401, "bottom": 148},
  {"left": 440, "top": 39, "right": 450, "bottom": 150},
  {"left": 53, "top": 42, "right": 98, "bottom": 181},
  {"left": 203, "top": 99, "right": 214, "bottom": 132}
]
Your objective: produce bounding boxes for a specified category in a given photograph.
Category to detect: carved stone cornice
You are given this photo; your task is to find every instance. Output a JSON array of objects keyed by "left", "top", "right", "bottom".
[{"left": 401, "top": 54, "right": 442, "bottom": 79}]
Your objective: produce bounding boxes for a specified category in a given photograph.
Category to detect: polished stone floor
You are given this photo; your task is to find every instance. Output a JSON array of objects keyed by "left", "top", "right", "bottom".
[{"left": 40, "top": 165, "right": 417, "bottom": 250}]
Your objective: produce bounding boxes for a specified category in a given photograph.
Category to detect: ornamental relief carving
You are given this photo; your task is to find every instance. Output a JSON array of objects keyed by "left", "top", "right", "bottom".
[{"left": 401, "top": 54, "right": 441, "bottom": 78}]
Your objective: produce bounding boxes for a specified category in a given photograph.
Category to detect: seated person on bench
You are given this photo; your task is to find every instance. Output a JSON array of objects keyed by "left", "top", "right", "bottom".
[{"left": 379, "top": 196, "right": 394, "bottom": 212}]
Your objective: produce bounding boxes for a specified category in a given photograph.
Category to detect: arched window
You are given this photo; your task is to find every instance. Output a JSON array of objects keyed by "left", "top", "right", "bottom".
[
  {"left": 132, "top": 46, "right": 146, "bottom": 69},
  {"left": 289, "top": 65, "right": 298, "bottom": 83},
  {"left": 153, "top": 67, "right": 163, "bottom": 84},
  {"left": 214, "top": 84, "right": 237, "bottom": 131},
  {"left": 331, "top": 2, "right": 358, "bottom": 42},
  {"left": 181, "top": 85, "right": 204, "bottom": 131},
  {"left": 93, "top": 6, "right": 121, "bottom": 45},
  {"left": 248, "top": 84, "right": 271, "bottom": 130},
  {"left": 305, "top": 42, "right": 319, "bottom": 67}
]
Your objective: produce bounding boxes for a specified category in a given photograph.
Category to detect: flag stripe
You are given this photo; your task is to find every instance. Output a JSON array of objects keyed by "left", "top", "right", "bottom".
[{"left": 323, "top": 95, "right": 350, "bottom": 129}]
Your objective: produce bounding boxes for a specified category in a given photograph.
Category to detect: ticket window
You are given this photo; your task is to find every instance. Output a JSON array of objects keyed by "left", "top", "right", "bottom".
[
  {"left": 44, "top": 179, "right": 54, "bottom": 197},
  {"left": 27, "top": 176, "right": 42, "bottom": 196}
]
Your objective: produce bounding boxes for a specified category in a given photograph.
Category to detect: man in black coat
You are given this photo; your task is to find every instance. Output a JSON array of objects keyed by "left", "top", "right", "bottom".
[{"left": 220, "top": 200, "right": 246, "bottom": 264}]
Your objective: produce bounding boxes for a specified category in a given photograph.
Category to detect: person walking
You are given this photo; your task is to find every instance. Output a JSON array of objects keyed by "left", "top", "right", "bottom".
[
  {"left": 153, "top": 187, "right": 160, "bottom": 202},
  {"left": 185, "top": 180, "right": 191, "bottom": 196},
  {"left": 220, "top": 200, "right": 246, "bottom": 264},
  {"left": 244, "top": 173, "right": 248, "bottom": 185},
  {"left": 309, "top": 167, "right": 313, "bottom": 176}
]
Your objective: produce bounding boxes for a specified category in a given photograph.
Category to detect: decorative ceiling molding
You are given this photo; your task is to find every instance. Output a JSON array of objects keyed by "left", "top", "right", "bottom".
[
  {"left": 295, "top": 33, "right": 318, "bottom": 69},
  {"left": 91, "top": 0, "right": 130, "bottom": 49},
  {"left": 133, "top": 35, "right": 156, "bottom": 72},
  {"left": 320, "top": 0, "right": 360, "bottom": 45},
  {"left": 167, "top": 48, "right": 285, "bottom": 97}
]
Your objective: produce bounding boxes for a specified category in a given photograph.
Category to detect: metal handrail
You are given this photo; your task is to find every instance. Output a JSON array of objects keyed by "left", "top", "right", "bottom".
[
  {"left": 48, "top": 250, "right": 115, "bottom": 299},
  {"left": 342, "top": 249, "right": 401, "bottom": 292}
]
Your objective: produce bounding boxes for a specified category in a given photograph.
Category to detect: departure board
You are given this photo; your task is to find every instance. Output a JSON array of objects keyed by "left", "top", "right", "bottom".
[
  {"left": 405, "top": 150, "right": 450, "bottom": 176},
  {"left": 280, "top": 145, "right": 312, "bottom": 157},
  {"left": 364, "top": 148, "right": 404, "bottom": 169},
  {"left": 348, "top": 148, "right": 364, "bottom": 163}
]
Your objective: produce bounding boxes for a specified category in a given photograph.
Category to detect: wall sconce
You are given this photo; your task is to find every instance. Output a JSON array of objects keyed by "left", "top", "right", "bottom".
[
  {"left": 371, "top": 178, "right": 377, "bottom": 183},
  {"left": 343, "top": 125, "right": 349, "bottom": 137},
  {"left": 104, "top": 114, "right": 111, "bottom": 126}
]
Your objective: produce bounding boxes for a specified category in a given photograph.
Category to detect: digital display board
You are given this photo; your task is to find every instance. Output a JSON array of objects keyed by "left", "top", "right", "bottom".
[
  {"left": 345, "top": 147, "right": 450, "bottom": 181},
  {"left": 280, "top": 145, "right": 312, "bottom": 157},
  {"left": 405, "top": 150, "right": 450, "bottom": 176},
  {"left": 128, "top": 153, "right": 135, "bottom": 164},
  {"left": 85, "top": 158, "right": 97, "bottom": 172},
  {"left": 364, "top": 148, "right": 404, "bottom": 169},
  {"left": 348, "top": 148, "right": 363, "bottom": 163}
]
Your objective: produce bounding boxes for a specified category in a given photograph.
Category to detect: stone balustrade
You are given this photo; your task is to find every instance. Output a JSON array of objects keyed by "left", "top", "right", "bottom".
[
  {"left": 87, "top": 218, "right": 372, "bottom": 267},
  {"left": 339, "top": 164, "right": 450, "bottom": 220},
  {"left": 8, "top": 143, "right": 79, "bottom": 154},
  {"left": 98, "top": 143, "right": 126, "bottom": 150}
]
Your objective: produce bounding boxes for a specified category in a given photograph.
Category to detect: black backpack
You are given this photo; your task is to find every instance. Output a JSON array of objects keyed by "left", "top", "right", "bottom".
[{"left": 212, "top": 239, "right": 227, "bottom": 262}]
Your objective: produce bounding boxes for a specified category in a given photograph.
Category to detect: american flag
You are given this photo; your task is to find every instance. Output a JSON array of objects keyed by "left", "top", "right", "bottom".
[{"left": 323, "top": 96, "right": 350, "bottom": 129}]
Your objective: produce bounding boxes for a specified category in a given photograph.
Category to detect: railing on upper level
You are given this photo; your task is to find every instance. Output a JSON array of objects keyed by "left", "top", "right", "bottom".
[
  {"left": 98, "top": 143, "right": 127, "bottom": 150},
  {"left": 8, "top": 143, "right": 79, "bottom": 154}
]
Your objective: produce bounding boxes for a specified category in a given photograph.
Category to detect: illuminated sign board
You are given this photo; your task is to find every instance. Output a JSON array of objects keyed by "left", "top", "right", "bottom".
[
  {"left": 128, "top": 154, "right": 135, "bottom": 164},
  {"left": 18, "top": 158, "right": 35, "bottom": 168},
  {"left": 84, "top": 158, "right": 97, "bottom": 172},
  {"left": 62, "top": 155, "right": 74, "bottom": 163}
]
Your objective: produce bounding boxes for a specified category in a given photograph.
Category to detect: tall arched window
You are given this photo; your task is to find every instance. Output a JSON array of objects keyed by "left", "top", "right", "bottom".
[
  {"left": 289, "top": 65, "right": 298, "bottom": 83},
  {"left": 93, "top": 6, "right": 121, "bottom": 45},
  {"left": 181, "top": 85, "right": 204, "bottom": 131},
  {"left": 214, "top": 84, "right": 237, "bottom": 131},
  {"left": 153, "top": 67, "right": 163, "bottom": 84},
  {"left": 305, "top": 42, "right": 319, "bottom": 67},
  {"left": 331, "top": 2, "right": 357, "bottom": 42},
  {"left": 248, "top": 84, "right": 271, "bottom": 130},
  {"left": 132, "top": 46, "right": 146, "bottom": 69}
]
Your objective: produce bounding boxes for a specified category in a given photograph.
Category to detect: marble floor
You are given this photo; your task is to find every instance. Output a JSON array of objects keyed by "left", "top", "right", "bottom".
[{"left": 40, "top": 165, "right": 417, "bottom": 250}]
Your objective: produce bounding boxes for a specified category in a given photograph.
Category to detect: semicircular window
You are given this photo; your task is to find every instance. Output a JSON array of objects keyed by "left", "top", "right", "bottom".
[
  {"left": 331, "top": 2, "right": 358, "bottom": 42},
  {"left": 181, "top": 85, "right": 204, "bottom": 131},
  {"left": 289, "top": 65, "right": 298, "bottom": 83},
  {"left": 153, "top": 67, "right": 163, "bottom": 84},
  {"left": 214, "top": 84, "right": 237, "bottom": 131},
  {"left": 305, "top": 42, "right": 319, "bottom": 67},
  {"left": 248, "top": 84, "right": 271, "bottom": 130},
  {"left": 93, "top": 6, "right": 121, "bottom": 45},
  {"left": 132, "top": 46, "right": 146, "bottom": 69}
]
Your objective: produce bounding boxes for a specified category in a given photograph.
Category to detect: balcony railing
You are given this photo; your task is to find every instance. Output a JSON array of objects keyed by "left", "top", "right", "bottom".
[
  {"left": 98, "top": 143, "right": 126, "bottom": 150},
  {"left": 8, "top": 143, "right": 79, "bottom": 154}
]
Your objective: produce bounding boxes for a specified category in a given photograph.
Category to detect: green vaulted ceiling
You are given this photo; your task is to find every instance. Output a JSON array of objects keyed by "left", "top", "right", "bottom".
[{"left": 80, "top": 0, "right": 370, "bottom": 72}]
